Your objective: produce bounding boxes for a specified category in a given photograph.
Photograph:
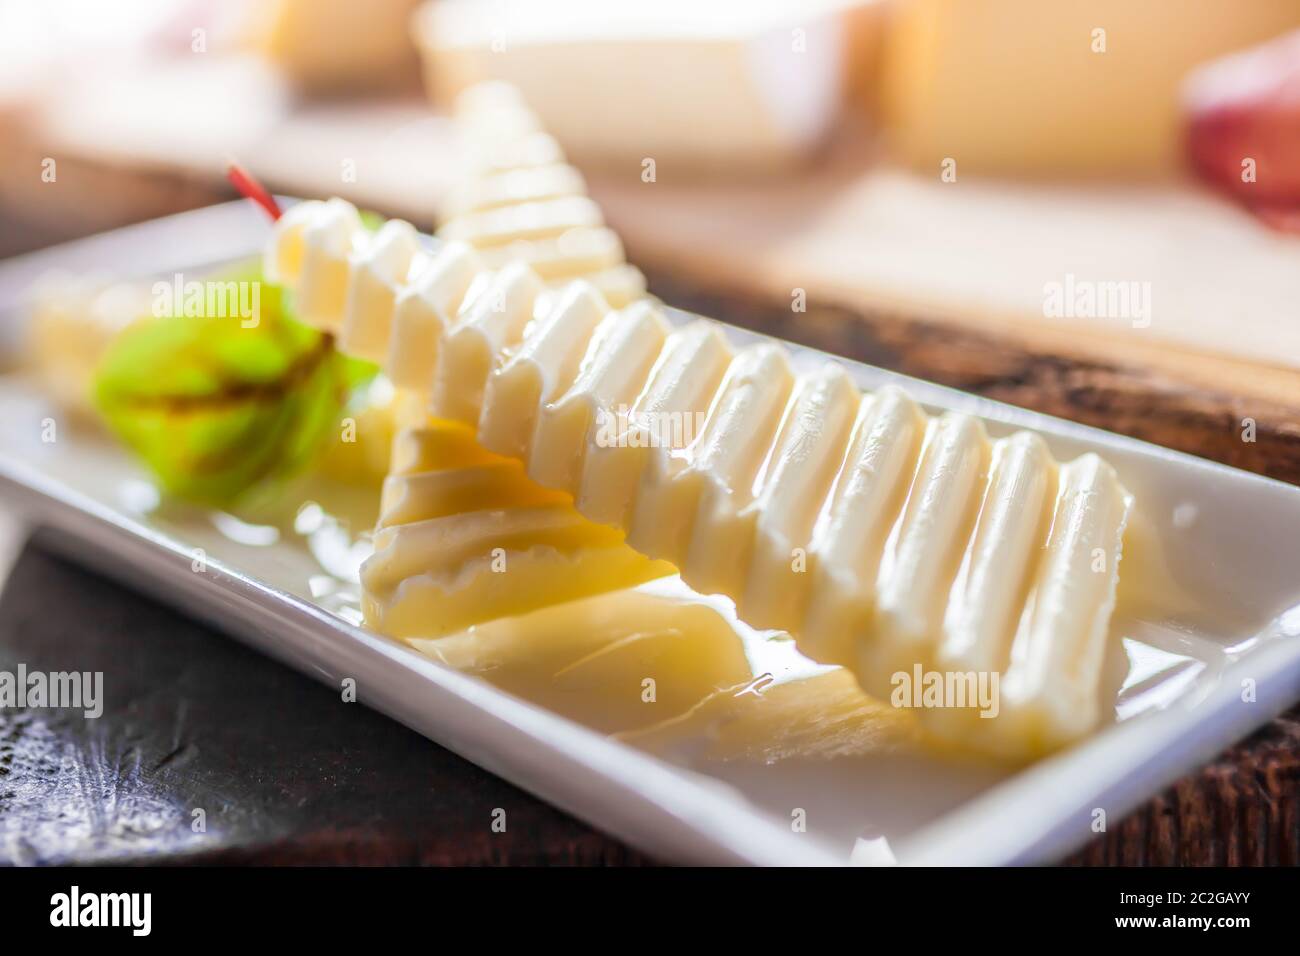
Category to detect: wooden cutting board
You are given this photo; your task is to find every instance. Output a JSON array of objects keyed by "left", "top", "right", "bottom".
[{"left": 7, "top": 56, "right": 1299, "bottom": 481}]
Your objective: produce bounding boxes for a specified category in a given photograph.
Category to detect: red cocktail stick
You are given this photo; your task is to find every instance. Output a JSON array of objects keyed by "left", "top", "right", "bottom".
[{"left": 226, "top": 161, "right": 282, "bottom": 222}]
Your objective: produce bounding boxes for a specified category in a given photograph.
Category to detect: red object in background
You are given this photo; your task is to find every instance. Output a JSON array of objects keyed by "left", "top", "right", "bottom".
[
  {"left": 1185, "top": 30, "right": 1300, "bottom": 232},
  {"left": 226, "top": 162, "right": 282, "bottom": 223}
]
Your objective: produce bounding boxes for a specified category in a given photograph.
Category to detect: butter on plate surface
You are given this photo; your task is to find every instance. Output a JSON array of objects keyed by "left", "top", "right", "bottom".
[
  {"left": 274, "top": 82, "right": 1137, "bottom": 761},
  {"left": 411, "top": 587, "right": 752, "bottom": 735},
  {"left": 360, "top": 415, "right": 673, "bottom": 640}
]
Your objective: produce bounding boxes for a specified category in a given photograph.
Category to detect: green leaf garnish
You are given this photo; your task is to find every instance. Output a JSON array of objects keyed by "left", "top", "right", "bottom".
[{"left": 93, "top": 264, "right": 368, "bottom": 508}]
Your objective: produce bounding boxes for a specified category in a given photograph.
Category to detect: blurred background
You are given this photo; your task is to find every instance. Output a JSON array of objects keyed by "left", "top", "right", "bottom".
[{"left": 1, "top": 0, "right": 1298, "bottom": 476}]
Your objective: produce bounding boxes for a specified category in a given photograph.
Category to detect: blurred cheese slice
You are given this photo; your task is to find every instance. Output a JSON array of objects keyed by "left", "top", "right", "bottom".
[
  {"left": 882, "top": 0, "right": 1300, "bottom": 176},
  {"left": 249, "top": 0, "right": 423, "bottom": 93},
  {"left": 415, "top": 0, "right": 884, "bottom": 169}
]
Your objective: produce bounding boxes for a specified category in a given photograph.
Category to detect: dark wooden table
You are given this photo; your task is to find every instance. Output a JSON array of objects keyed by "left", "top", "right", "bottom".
[
  {"left": 0, "top": 536, "right": 651, "bottom": 866},
  {"left": 1, "top": 184, "right": 1297, "bottom": 867}
]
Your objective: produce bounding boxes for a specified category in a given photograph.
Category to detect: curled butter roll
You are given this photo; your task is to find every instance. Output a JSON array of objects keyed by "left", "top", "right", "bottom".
[{"left": 267, "top": 83, "right": 1136, "bottom": 759}]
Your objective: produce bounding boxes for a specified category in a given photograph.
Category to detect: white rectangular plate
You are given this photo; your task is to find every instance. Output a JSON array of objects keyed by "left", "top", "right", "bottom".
[{"left": 2, "top": 202, "right": 1298, "bottom": 866}]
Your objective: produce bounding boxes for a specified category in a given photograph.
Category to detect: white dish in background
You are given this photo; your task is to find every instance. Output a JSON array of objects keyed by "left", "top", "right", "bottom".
[{"left": 0, "top": 202, "right": 1298, "bottom": 866}]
